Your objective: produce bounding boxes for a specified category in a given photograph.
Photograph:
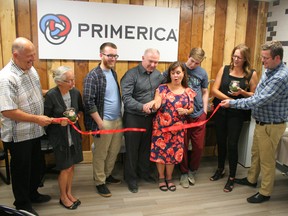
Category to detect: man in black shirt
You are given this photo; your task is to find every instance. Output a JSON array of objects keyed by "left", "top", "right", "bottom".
[{"left": 121, "top": 48, "right": 164, "bottom": 193}]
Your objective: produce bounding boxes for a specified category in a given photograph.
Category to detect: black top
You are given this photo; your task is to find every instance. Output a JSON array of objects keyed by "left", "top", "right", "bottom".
[{"left": 44, "top": 87, "right": 83, "bottom": 152}]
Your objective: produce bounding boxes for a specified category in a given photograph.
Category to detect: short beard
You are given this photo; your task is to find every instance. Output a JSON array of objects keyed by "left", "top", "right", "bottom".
[{"left": 103, "top": 61, "right": 114, "bottom": 69}]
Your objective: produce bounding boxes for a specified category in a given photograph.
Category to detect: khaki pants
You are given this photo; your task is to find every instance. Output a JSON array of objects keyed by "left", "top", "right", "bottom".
[
  {"left": 247, "top": 123, "right": 286, "bottom": 196},
  {"left": 92, "top": 118, "right": 123, "bottom": 185}
]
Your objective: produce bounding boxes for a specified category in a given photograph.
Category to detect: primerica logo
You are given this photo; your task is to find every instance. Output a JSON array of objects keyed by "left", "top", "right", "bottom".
[
  {"left": 39, "top": 15, "right": 177, "bottom": 45},
  {"left": 39, "top": 14, "right": 72, "bottom": 45},
  {"left": 78, "top": 24, "right": 177, "bottom": 41}
]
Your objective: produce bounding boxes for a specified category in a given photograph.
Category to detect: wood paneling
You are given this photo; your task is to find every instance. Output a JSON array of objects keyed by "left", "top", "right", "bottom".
[
  {"left": 235, "top": 0, "right": 248, "bottom": 46},
  {"left": 210, "top": 0, "right": 228, "bottom": 83},
  {"left": 31, "top": 0, "right": 49, "bottom": 90},
  {"left": 179, "top": 0, "right": 193, "bottom": 62},
  {"left": 0, "top": 0, "right": 269, "bottom": 151},
  {"left": 15, "top": 0, "right": 31, "bottom": 38},
  {"left": 255, "top": 1, "right": 268, "bottom": 73},
  {"left": 223, "top": 0, "right": 237, "bottom": 65},
  {"left": 191, "top": 0, "right": 205, "bottom": 48},
  {"left": 0, "top": 23, "right": 3, "bottom": 69},
  {"left": 201, "top": 0, "right": 216, "bottom": 80},
  {"left": 0, "top": 0, "right": 16, "bottom": 66}
]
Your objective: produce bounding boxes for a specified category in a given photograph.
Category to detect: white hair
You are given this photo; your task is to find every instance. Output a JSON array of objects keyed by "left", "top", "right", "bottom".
[{"left": 52, "top": 66, "right": 72, "bottom": 83}]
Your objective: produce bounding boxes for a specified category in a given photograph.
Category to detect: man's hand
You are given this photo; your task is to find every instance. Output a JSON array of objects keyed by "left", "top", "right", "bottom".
[
  {"left": 143, "top": 101, "right": 155, "bottom": 114},
  {"left": 35, "top": 115, "right": 53, "bottom": 126},
  {"left": 220, "top": 99, "right": 232, "bottom": 108}
]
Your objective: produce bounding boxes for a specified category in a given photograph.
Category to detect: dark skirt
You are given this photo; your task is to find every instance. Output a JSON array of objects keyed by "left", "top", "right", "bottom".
[{"left": 53, "top": 144, "right": 83, "bottom": 170}]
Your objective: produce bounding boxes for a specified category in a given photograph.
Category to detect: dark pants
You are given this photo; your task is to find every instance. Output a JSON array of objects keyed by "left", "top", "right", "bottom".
[
  {"left": 123, "top": 112, "right": 154, "bottom": 185},
  {"left": 214, "top": 108, "right": 244, "bottom": 178},
  {"left": 5, "top": 138, "right": 42, "bottom": 210},
  {"left": 180, "top": 112, "right": 207, "bottom": 173}
]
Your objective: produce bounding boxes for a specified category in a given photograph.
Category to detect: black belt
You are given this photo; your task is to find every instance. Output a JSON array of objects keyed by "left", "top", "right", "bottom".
[{"left": 255, "top": 120, "right": 285, "bottom": 126}]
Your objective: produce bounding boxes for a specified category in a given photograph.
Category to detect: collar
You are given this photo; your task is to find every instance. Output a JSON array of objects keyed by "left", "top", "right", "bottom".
[
  {"left": 265, "top": 62, "right": 283, "bottom": 77},
  {"left": 10, "top": 60, "right": 28, "bottom": 76},
  {"left": 138, "top": 64, "right": 153, "bottom": 75}
]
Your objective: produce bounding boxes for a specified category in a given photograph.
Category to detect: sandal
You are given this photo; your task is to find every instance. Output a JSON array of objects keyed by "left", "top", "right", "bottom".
[
  {"left": 166, "top": 179, "right": 176, "bottom": 192},
  {"left": 158, "top": 178, "right": 168, "bottom": 192},
  {"left": 223, "top": 177, "right": 234, "bottom": 192},
  {"left": 210, "top": 168, "right": 225, "bottom": 181}
]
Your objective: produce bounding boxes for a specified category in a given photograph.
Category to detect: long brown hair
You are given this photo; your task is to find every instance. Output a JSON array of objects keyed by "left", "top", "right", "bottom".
[{"left": 229, "top": 44, "right": 252, "bottom": 80}]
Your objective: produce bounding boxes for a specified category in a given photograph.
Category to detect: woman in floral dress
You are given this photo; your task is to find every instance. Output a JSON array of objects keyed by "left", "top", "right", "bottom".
[{"left": 150, "top": 61, "right": 196, "bottom": 191}]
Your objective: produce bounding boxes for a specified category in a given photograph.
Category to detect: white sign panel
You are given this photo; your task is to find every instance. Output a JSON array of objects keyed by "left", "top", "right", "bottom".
[{"left": 37, "top": 0, "right": 180, "bottom": 62}]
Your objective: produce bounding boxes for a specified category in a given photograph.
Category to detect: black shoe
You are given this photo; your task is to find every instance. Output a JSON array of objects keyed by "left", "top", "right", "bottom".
[
  {"left": 96, "top": 184, "right": 112, "bottom": 197},
  {"left": 106, "top": 175, "right": 121, "bottom": 184},
  {"left": 247, "top": 192, "right": 270, "bottom": 203},
  {"left": 31, "top": 193, "right": 51, "bottom": 203},
  {"left": 128, "top": 182, "right": 138, "bottom": 193},
  {"left": 223, "top": 177, "right": 234, "bottom": 192},
  {"left": 210, "top": 168, "right": 225, "bottom": 181},
  {"left": 17, "top": 208, "right": 39, "bottom": 216},
  {"left": 143, "top": 176, "right": 156, "bottom": 183},
  {"left": 73, "top": 199, "right": 81, "bottom": 206},
  {"left": 234, "top": 177, "right": 257, "bottom": 188},
  {"left": 59, "top": 199, "right": 78, "bottom": 210}
]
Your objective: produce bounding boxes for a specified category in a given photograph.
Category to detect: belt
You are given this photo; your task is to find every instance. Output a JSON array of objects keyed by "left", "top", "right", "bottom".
[{"left": 255, "top": 120, "right": 285, "bottom": 126}]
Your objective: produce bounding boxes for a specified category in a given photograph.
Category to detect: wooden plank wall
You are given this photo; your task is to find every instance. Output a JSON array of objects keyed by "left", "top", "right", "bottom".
[{"left": 0, "top": 0, "right": 269, "bottom": 152}]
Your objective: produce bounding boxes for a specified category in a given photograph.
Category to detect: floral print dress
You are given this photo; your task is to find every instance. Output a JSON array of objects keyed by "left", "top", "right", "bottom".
[{"left": 150, "top": 84, "right": 196, "bottom": 164}]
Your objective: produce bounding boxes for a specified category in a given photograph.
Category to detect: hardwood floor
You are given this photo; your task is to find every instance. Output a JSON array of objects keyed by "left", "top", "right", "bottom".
[{"left": 1, "top": 157, "right": 288, "bottom": 216}]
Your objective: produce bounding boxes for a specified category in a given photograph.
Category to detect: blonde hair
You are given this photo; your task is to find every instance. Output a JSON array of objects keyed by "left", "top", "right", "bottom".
[{"left": 189, "top": 48, "right": 205, "bottom": 62}]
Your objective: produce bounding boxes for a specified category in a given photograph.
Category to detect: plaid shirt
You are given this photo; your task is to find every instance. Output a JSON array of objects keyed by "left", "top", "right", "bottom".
[
  {"left": 230, "top": 62, "right": 288, "bottom": 123},
  {"left": 0, "top": 60, "right": 44, "bottom": 142},
  {"left": 83, "top": 64, "right": 120, "bottom": 131}
]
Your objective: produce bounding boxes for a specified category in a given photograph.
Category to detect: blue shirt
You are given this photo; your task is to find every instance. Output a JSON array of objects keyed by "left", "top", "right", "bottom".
[
  {"left": 230, "top": 62, "right": 288, "bottom": 123},
  {"left": 186, "top": 65, "right": 208, "bottom": 118},
  {"left": 83, "top": 64, "right": 121, "bottom": 131},
  {"left": 103, "top": 69, "right": 121, "bottom": 120}
]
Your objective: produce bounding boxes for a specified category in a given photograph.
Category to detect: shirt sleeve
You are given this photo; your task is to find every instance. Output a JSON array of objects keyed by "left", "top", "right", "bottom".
[
  {"left": 121, "top": 70, "right": 144, "bottom": 112},
  {"left": 230, "top": 73, "right": 287, "bottom": 110},
  {"left": 83, "top": 74, "right": 98, "bottom": 114}
]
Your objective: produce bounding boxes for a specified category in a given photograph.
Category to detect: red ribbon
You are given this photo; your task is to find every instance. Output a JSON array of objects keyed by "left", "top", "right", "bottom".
[
  {"left": 162, "top": 104, "right": 221, "bottom": 132},
  {"left": 52, "top": 118, "right": 146, "bottom": 135}
]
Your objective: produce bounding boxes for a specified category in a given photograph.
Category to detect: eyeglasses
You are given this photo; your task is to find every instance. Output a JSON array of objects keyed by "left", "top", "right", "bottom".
[
  {"left": 62, "top": 79, "right": 75, "bottom": 83},
  {"left": 101, "top": 53, "right": 119, "bottom": 59},
  {"left": 261, "top": 56, "right": 272, "bottom": 61},
  {"left": 232, "top": 55, "right": 243, "bottom": 60}
]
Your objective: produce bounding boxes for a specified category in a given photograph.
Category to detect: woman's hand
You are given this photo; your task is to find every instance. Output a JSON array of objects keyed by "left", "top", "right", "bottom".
[
  {"left": 228, "top": 88, "right": 243, "bottom": 96},
  {"left": 177, "top": 108, "right": 188, "bottom": 115},
  {"left": 60, "top": 118, "right": 69, "bottom": 126}
]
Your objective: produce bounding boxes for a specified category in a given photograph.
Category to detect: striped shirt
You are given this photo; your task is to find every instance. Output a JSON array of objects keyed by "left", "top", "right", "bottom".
[
  {"left": 0, "top": 60, "right": 44, "bottom": 142},
  {"left": 230, "top": 62, "right": 288, "bottom": 123}
]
